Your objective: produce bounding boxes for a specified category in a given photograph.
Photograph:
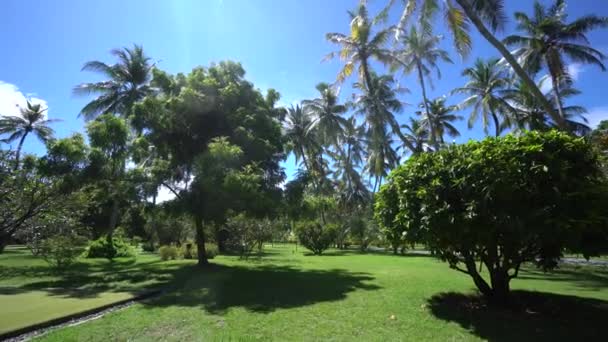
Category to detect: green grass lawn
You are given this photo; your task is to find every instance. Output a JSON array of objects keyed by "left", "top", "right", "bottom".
[{"left": 2, "top": 245, "right": 607, "bottom": 341}]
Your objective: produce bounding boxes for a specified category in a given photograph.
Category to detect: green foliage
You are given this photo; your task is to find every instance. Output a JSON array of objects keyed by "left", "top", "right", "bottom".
[
  {"left": 180, "top": 242, "right": 218, "bottom": 260},
  {"left": 85, "top": 237, "right": 135, "bottom": 260},
  {"left": 159, "top": 245, "right": 179, "bottom": 261},
  {"left": 296, "top": 221, "right": 337, "bottom": 255},
  {"left": 40, "top": 235, "right": 87, "bottom": 270},
  {"left": 224, "top": 214, "right": 274, "bottom": 258},
  {"left": 376, "top": 130, "right": 608, "bottom": 303}
]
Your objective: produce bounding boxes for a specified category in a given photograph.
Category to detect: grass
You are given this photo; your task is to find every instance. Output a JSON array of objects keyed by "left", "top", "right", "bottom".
[{"left": 1, "top": 245, "right": 607, "bottom": 341}]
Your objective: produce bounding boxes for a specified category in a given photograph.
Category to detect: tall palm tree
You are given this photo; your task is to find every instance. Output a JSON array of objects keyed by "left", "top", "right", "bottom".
[
  {"left": 400, "top": 117, "right": 430, "bottom": 155},
  {"left": 0, "top": 101, "right": 57, "bottom": 170},
  {"left": 503, "top": 0, "right": 608, "bottom": 124},
  {"left": 333, "top": 117, "right": 367, "bottom": 198},
  {"left": 302, "top": 83, "right": 348, "bottom": 146},
  {"left": 394, "top": 26, "right": 452, "bottom": 144},
  {"left": 325, "top": 1, "right": 395, "bottom": 94},
  {"left": 418, "top": 97, "right": 462, "bottom": 149},
  {"left": 365, "top": 126, "right": 399, "bottom": 193},
  {"left": 74, "top": 44, "right": 154, "bottom": 120},
  {"left": 503, "top": 80, "right": 590, "bottom": 135},
  {"left": 393, "top": 0, "right": 564, "bottom": 128},
  {"left": 283, "top": 105, "right": 317, "bottom": 176},
  {"left": 452, "top": 58, "right": 513, "bottom": 136},
  {"left": 353, "top": 73, "right": 407, "bottom": 143}
]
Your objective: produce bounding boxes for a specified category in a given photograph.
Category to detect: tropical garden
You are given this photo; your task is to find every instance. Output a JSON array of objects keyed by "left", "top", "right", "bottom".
[{"left": 1, "top": 0, "right": 608, "bottom": 340}]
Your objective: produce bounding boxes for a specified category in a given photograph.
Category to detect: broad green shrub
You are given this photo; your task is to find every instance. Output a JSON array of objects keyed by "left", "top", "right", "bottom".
[
  {"left": 40, "top": 235, "right": 87, "bottom": 270},
  {"left": 181, "top": 242, "right": 218, "bottom": 260},
  {"left": 296, "top": 221, "right": 336, "bottom": 255},
  {"left": 141, "top": 241, "right": 156, "bottom": 252},
  {"left": 85, "top": 236, "right": 135, "bottom": 260},
  {"left": 375, "top": 131, "right": 608, "bottom": 304},
  {"left": 159, "top": 245, "right": 179, "bottom": 261}
]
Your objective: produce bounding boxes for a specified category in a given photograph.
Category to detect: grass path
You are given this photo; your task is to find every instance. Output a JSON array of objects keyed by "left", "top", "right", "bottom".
[{"left": 4, "top": 245, "right": 603, "bottom": 341}]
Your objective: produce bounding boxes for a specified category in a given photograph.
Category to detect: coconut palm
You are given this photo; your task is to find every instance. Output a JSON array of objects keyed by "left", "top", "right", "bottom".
[
  {"left": 0, "top": 101, "right": 57, "bottom": 170},
  {"left": 503, "top": 80, "right": 590, "bottom": 135},
  {"left": 283, "top": 105, "right": 317, "bottom": 176},
  {"left": 417, "top": 97, "right": 462, "bottom": 148},
  {"left": 325, "top": 1, "right": 395, "bottom": 93},
  {"left": 394, "top": 25, "right": 452, "bottom": 144},
  {"left": 302, "top": 83, "right": 348, "bottom": 146},
  {"left": 353, "top": 73, "right": 407, "bottom": 143},
  {"left": 452, "top": 58, "right": 514, "bottom": 136},
  {"left": 393, "top": 0, "right": 564, "bottom": 128},
  {"left": 503, "top": 0, "right": 608, "bottom": 125},
  {"left": 365, "top": 126, "right": 399, "bottom": 193},
  {"left": 400, "top": 117, "right": 430, "bottom": 156},
  {"left": 74, "top": 44, "right": 154, "bottom": 120}
]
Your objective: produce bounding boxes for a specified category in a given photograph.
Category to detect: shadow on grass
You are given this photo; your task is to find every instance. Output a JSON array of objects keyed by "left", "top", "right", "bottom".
[
  {"left": 303, "top": 249, "right": 432, "bottom": 258},
  {"left": 427, "top": 290, "right": 608, "bottom": 341},
  {"left": 147, "top": 264, "right": 380, "bottom": 314},
  {"left": 1, "top": 254, "right": 380, "bottom": 315},
  {"left": 517, "top": 266, "right": 608, "bottom": 291}
]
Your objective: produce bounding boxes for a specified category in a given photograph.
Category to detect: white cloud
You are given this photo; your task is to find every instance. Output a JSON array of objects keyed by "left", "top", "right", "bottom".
[
  {"left": 155, "top": 185, "right": 177, "bottom": 203},
  {"left": 567, "top": 63, "right": 584, "bottom": 81},
  {"left": 586, "top": 106, "right": 608, "bottom": 129},
  {"left": 0, "top": 81, "right": 48, "bottom": 118}
]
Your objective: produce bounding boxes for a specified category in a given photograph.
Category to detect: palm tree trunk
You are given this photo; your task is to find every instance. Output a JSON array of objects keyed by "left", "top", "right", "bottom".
[
  {"left": 550, "top": 72, "right": 566, "bottom": 124},
  {"left": 417, "top": 63, "right": 437, "bottom": 149},
  {"left": 107, "top": 198, "right": 120, "bottom": 244},
  {"left": 455, "top": 0, "right": 566, "bottom": 130},
  {"left": 490, "top": 109, "right": 501, "bottom": 137},
  {"left": 13, "top": 131, "right": 29, "bottom": 171},
  {"left": 360, "top": 57, "right": 375, "bottom": 95}
]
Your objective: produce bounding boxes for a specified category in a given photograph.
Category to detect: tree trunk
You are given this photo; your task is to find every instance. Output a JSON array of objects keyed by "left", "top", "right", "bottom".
[
  {"left": 13, "top": 131, "right": 29, "bottom": 171},
  {"left": 464, "top": 257, "right": 492, "bottom": 297},
  {"left": 417, "top": 63, "right": 438, "bottom": 149},
  {"left": 107, "top": 198, "right": 120, "bottom": 244},
  {"left": 550, "top": 72, "right": 566, "bottom": 123},
  {"left": 455, "top": 0, "right": 566, "bottom": 130},
  {"left": 489, "top": 269, "right": 510, "bottom": 306},
  {"left": 0, "top": 234, "right": 9, "bottom": 254},
  {"left": 490, "top": 109, "right": 500, "bottom": 137},
  {"left": 360, "top": 57, "right": 375, "bottom": 96},
  {"left": 195, "top": 217, "right": 209, "bottom": 266}
]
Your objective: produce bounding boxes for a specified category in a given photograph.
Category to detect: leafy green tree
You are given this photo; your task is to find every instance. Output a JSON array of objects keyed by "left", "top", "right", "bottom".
[
  {"left": 0, "top": 101, "right": 57, "bottom": 170},
  {"left": 393, "top": 0, "right": 564, "bottom": 128},
  {"left": 302, "top": 83, "right": 348, "bottom": 146},
  {"left": 504, "top": 0, "right": 608, "bottom": 122},
  {"left": 74, "top": 44, "right": 154, "bottom": 120},
  {"left": 296, "top": 220, "right": 337, "bottom": 255},
  {"left": 376, "top": 131, "right": 608, "bottom": 304},
  {"left": 417, "top": 97, "right": 462, "bottom": 149},
  {"left": 85, "top": 113, "right": 130, "bottom": 242},
  {"left": 452, "top": 58, "right": 513, "bottom": 136},
  {"left": 394, "top": 25, "right": 452, "bottom": 140},
  {"left": 131, "top": 62, "right": 284, "bottom": 266}
]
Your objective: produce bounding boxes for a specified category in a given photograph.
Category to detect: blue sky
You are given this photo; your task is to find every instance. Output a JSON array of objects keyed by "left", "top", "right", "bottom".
[{"left": 1, "top": 0, "right": 608, "bottom": 183}]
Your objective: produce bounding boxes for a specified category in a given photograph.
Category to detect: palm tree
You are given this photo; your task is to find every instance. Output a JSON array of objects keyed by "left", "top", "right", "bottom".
[
  {"left": 452, "top": 58, "right": 513, "bottom": 136},
  {"left": 418, "top": 97, "right": 462, "bottom": 148},
  {"left": 504, "top": 80, "right": 590, "bottom": 135},
  {"left": 283, "top": 105, "right": 317, "bottom": 176},
  {"left": 0, "top": 101, "right": 57, "bottom": 170},
  {"left": 394, "top": 26, "right": 452, "bottom": 144},
  {"left": 302, "top": 83, "right": 348, "bottom": 146},
  {"left": 503, "top": 0, "right": 608, "bottom": 124},
  {"left": 365, "top": 126, "right": 399, "bottom": 193},
  {"left": 353, "top": 73, "right": 407, "bottom": 143},
  {"left": 400, "top": 117, "right": 430, "bottom": 155},
  {"left": 333, "top": 117, "right": 367, "bottom": 200},
  {"left": 393, "top": 0, "right": 564, "bottom": 128},
  {"left": 325, "top": 1, "right": 395, "bottom": 94},
  {"left": 74, "top": 44, "right": 154, "bottom": 120}
]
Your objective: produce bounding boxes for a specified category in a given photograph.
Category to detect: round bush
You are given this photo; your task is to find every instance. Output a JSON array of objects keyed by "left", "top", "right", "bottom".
[{"left": 85, "top": 236, "right": 135, "bottom": 259}]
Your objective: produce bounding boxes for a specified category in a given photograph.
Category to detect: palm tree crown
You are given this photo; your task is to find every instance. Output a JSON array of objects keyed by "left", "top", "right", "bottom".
[
  {"left": 417, "top": 96, "right": 462, "bottom": 148},
  {"left": 452, "top": 58, "right": 513, "bottom": 136},
  {"left": 0, "top": 101, "right": 57, "bottom": 169},
  {"left": 74, "top": 44, "right": 154, "bottom": 120},
  {"left": 302, "top": 83, "right": 348, "bottom": 146},
  {"left": 504, "top": 0, "right": 608, "bottom": 124}
]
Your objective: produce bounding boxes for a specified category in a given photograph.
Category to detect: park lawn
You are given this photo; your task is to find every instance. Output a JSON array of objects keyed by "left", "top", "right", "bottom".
[
  {"left": 8, "top": 245, "right": 601, "bottom": 342},
  {"left": 0, "top": 246, "right": 193, "bottom": 334}
]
